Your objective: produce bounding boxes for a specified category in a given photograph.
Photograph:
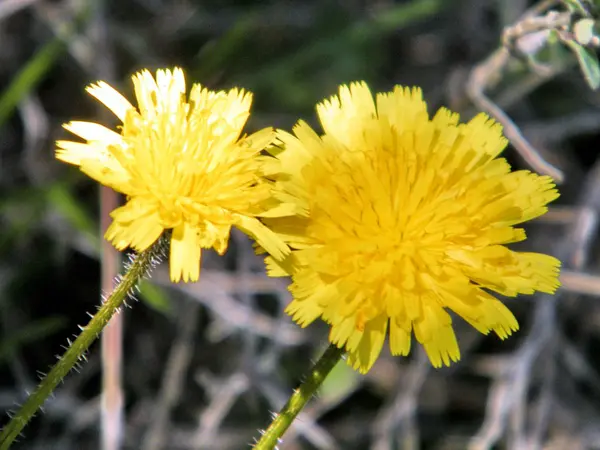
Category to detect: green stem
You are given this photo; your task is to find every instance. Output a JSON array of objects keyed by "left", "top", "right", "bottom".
[
  {"left": 253, "top": 343, "right": 345, "bottom": 450},
  {"left": 0, "top": 240, "right": 165, "bottom": 449}
]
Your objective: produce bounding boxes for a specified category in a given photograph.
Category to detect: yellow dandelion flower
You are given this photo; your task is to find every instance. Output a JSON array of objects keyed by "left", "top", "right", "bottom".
[
  {"left": 57, "top": 67, "right": 291, "bottom": 282},
  {"left": 265, "top": 82, "right": 560, "bottom": 373}
]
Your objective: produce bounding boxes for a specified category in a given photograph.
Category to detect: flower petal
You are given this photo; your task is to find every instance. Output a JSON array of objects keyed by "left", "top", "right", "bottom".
[
  {"left": 234, "top": 215, "right": 289, "bottom": 260},
  {"left": 346, "top": 314, "right": 389, "bottom": 373},
  {"left": 86, "top": 81, "right": 134, "bottom": 122},
  {"left": 105, "top": 201, "right": 163, "bottom": 252},
  {"left": 170, "top": 222, "right": 201, "bottom": 283},
  {"left": 63, "top": 121, "right": 123, "bottom": 144}
]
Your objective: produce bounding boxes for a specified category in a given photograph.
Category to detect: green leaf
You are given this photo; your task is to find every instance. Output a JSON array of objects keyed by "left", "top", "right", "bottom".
[{"left": 565, "top": 39, "right": 600, "bottom": 89}]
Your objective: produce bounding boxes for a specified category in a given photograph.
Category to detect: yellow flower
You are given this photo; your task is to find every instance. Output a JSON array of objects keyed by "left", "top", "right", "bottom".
[
  {"left": 57, "top": 67, "right": 290, "bottom": 282},
  {"left": 265, "top": 82, "right": 560, "bottom": 373}
]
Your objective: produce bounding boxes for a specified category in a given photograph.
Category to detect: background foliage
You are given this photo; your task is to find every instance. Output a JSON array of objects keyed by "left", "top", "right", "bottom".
[{"left": 1, "top": 0, "right": 600, "bottom": 449}]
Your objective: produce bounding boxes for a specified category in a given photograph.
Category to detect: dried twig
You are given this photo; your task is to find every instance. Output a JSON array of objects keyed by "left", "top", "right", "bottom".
[
  {"left": 372, "top": 350, "right": 430, "bottom": 450},
  {"left": 559, "top": 270, "right": 600, "bottom": 297},
  {"left": 158, "top": 273, "right": 305, "bottom": 346},
  {"left": 193, "top": 373, "right": 249, "bottom": 449},
  {"left": 141, "top": 301, "right": 201, "bottom": 450},
  {"left": 466, "top": 3, "right": 570, "bottom": 183}
]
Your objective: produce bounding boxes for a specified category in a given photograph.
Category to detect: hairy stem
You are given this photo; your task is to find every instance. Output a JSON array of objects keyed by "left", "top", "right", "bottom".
[
  {"left": 0, "top": 240, "right": 165, "bottom": 450},
  {"left": 253, "top": 343, "right": 345, "bottom": 450}
]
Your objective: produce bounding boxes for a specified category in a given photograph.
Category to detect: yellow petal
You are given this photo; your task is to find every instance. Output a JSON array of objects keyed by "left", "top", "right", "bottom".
[
  {"left": 389, "top": 315, "right": 412, "bottom": 356},
  {"left": 63, "top": 121, "right": 123, "bottom": 144},
  {"left": 244, "top": 127, "right": 276, "bottom": 153},
  {"left": 285, "top": 298, "right": 323, "bottom": 327},
  {"left": 86, "top": 81, "right": 134, "bottom": 122},
  {"left": 414, "top": 304, "right": 460, "bottom": 367},
  {"left": 234, "top": 215, "right": 289, "bottom": 260},
  {"left": 346, "top": 314, "right": 389, "bottom": 374},
  {"left": 105, "top": 203, "right": 163, "bottom": 252},
  {"left": 264, "top": 254, "right": 296, "bottom": 277},
  {"left": 55, "top": 140, "right": 97, "bottom": 166},
  {"left": 170, "top": 222, "right": 201, "bottom": 283}
]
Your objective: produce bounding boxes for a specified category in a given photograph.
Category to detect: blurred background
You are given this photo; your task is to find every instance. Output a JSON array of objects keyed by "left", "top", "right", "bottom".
[{"left": 1, "top": 0, "right": 600, "bottom": 449}]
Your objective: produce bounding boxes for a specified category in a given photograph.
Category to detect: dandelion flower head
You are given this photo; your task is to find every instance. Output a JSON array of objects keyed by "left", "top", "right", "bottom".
[
  {"left": 266, "top": 82, "right": 560, "bottom": 373},
  {"left": 57, "top": 68, "right": 289, "bottom": 282}
]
